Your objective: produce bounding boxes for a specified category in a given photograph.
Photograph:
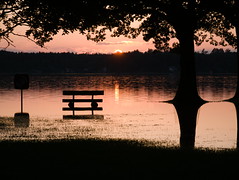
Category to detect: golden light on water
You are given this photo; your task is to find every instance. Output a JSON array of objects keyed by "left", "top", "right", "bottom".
[{"left": 114, "top": 81, "right": 120, "bottom": 103}]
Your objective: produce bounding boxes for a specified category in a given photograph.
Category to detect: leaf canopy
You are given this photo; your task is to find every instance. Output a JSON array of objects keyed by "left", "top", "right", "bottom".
[{"left": 0, "top": 0, "right": 236, "bottom": 50}]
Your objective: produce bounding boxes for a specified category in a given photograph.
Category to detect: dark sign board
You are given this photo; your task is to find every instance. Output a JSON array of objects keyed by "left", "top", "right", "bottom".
[{"left": 14, "top": 74, "right": 29, "bottom": 89}]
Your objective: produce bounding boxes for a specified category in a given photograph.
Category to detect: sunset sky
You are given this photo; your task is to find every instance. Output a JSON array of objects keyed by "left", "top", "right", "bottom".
[{"left": 0, "top": 27, "right": 236, "bottom": 54}]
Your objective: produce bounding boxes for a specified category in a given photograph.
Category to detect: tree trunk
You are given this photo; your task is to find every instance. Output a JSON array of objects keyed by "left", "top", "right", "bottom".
[
  {"left": 233, "top": 103, "right": 239, "bottom": 149},
  {"left": 172, "top": 25, "right": 205, "bottom": 149},
  {"left": 230, "top": 26, "right": 239, "bottom": 102},
  {"left": 229, "top": 25, "right": 239, "bottom": 149}
]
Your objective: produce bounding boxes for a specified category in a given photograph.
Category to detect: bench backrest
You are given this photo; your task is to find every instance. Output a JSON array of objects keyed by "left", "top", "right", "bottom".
[{"left": 62, "top": 90, "right": 104, "bottom": 116}]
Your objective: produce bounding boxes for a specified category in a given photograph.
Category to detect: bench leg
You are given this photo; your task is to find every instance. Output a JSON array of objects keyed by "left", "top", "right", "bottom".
[{"left": 73, "top": 95, "right": 75, "bottom": 116}]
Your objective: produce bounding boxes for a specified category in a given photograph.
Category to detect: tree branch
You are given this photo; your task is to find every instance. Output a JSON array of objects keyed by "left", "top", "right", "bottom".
[{"left": 1, "top": 36, "right": 15, "bottom": 49}]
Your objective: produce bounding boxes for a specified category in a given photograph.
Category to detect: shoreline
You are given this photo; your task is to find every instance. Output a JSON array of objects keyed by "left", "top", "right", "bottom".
[{"left": 0, "top": 72, "right": 237, "bottom": 76}]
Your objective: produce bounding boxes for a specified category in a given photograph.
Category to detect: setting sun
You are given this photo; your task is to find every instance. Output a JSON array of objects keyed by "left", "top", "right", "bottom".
[{"left": 114, "top": 49, "right": 123, "bottom": 54}]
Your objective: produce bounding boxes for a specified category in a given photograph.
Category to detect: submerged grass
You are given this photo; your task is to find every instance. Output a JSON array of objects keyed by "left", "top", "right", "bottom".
[{"left": 0, "top": 138, "right": 238, "bottom": 179}]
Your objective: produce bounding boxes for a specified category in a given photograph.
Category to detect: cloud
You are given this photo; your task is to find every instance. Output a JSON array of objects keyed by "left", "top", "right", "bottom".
[{"left": 96, "top": 41, "right": 134, "bottom": 45}]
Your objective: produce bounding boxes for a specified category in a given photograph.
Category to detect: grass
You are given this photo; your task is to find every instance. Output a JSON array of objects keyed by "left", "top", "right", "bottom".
[
  {"left": 0, "top": 138, "right": 238, "bottom": 179},
  {"left": 0, "top": 116, "right": 14, "bottom": 126}
]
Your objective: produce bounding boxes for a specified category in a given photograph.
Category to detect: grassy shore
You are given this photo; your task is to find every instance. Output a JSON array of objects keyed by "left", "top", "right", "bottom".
[{"left": 0, "top": 138, "right": 238, "bottom": 179}]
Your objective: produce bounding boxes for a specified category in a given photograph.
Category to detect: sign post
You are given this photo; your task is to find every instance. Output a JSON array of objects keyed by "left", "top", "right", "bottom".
[{"left": 14, "top": 74, "right": 30, "bottom": 127}]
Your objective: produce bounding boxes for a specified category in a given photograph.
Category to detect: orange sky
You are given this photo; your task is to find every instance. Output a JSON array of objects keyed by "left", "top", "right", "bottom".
[{"left": 0, "top": 27, "right": 235, "bottom": 54}]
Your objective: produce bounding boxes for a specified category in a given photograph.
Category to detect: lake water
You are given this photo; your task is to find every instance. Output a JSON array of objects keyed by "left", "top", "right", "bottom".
[{"left": 0, "top": 74, "right": 237, "bottom": 149}]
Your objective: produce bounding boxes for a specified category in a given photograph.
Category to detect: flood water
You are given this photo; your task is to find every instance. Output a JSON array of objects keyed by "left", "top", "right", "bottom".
[{"left": 0, "top": 74, "right": 237, "bottom": 149}]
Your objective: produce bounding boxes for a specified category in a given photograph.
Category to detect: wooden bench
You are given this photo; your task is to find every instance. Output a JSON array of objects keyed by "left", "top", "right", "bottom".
[{"left": 62, "top": 90, "right": 104, "bottom": 119}]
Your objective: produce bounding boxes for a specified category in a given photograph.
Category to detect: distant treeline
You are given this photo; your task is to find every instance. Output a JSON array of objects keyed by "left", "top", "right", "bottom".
[{"left": 0, "top": 49, "right": 237, "bottom": 75}]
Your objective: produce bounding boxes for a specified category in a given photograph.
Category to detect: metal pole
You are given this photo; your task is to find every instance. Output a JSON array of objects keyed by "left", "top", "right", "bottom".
[
  {"left": 21, "top": 89, "right": 23, "bottom": 113},
  {"left": 92, "top": 95, "right": 94, "bottom": 115},
  {"left": 73, "top": 95, "right": 75, "bottom": 116}
]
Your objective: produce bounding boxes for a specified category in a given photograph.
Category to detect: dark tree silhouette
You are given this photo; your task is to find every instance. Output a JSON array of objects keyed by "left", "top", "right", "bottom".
[
  {"left": 0, "top": 0, "right": 236, "bottom": 148},
  {"left": 0, "top": 0, "right": 113, "bottom": 46}
]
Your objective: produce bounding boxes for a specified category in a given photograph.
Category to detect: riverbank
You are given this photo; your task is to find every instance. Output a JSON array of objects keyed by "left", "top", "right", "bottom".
[
  {"left": 0, "top": 50, "right": 237, "bottom": 75},
  {"left": 0, "top": 139, "right": 238, "bottom": 179}
]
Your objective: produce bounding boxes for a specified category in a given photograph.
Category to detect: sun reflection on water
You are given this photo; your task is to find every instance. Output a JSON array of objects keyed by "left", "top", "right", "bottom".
[{"left": 114, "top": 80, "right": 120, "bottom": 103}]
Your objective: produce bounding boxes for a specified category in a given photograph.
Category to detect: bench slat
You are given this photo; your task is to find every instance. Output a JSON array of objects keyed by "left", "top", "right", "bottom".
[
  {"left": 63, "top": 91, "right": 104, "bottom": 95},
  {"left": 63, "top": 115, "right": 104, "bottom": 120},
  {"left": 62, "top": 99, "right": 103, "bottom": 103},
  {"left": 63, "top": 107, "right": 103, "bottom": 111}
]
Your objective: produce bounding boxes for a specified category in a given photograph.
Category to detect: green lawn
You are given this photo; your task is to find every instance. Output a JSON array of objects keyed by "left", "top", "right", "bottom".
[{"left": 0, "top": 139, "right": 238, "bottom": 179}]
